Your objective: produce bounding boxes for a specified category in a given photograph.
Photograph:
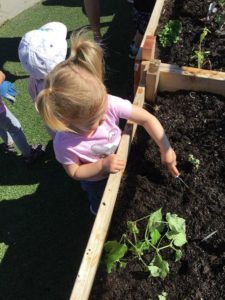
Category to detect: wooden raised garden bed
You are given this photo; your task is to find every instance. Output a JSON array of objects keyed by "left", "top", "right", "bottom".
[
  {"left": 156, "top": 0, "right": 225, "bottom": 71},
  {"left": 69, "top": 1, "right": 225, "bottom": 299},
  {"left": 90, "top": 72, "right": 225, "bottom": 299}
]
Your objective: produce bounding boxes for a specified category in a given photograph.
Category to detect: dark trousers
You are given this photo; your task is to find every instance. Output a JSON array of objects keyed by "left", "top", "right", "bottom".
[{"left": 80, "top": 178, "right": 108, "bottom": 214}]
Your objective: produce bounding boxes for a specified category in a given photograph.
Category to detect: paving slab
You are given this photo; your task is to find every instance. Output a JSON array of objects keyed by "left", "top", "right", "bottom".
[{"left": 0, "top": 0, "right": 41, "bottom": 26}]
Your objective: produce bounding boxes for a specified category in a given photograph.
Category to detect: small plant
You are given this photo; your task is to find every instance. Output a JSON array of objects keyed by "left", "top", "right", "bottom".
[
  {"left": 158, "top": 20, "right": 182, "bottom": 48},
  {"left": 188, "top": 154, "right": 200, "bottom": 169},
  {"left": 215, "top": 14, "right": 225, "bottom": 30},
  {"left": 103, "top": 208, "right": 187, "bottom": 279},
  {"left": 191, "top": 27, "right": 211, "bottom": 68},
  {"left": 214, "top": 0, "right": 225, "bottom": 31},
  {"left": 218, "top": 0, "right": 225, "bottom": 6},
  {"left": 158, "top": 291, "right": 168, "bottom": 300}
]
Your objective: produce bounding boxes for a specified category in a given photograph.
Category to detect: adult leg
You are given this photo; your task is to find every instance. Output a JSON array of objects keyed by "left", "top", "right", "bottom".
[
  {"left": 84, "top": 0, "right": 102, "bottom": 41},
  {"left": 0, "top": 107, "right": 31, "bottom": 156}
]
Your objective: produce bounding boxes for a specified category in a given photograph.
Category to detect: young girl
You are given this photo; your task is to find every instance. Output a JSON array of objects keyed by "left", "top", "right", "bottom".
[{"left": 36, "top": 33, "right": 179, "bottom": 214}]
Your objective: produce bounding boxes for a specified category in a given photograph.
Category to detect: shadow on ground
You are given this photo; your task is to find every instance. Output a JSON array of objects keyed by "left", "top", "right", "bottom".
[
  {"left": 0, "top": 0, "right": 135, "bottom": 299},
  {"left": 0, "top": 141, "right": 95, "bottom": 300}
]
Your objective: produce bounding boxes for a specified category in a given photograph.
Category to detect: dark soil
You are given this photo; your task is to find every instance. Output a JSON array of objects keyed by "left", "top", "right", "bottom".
[
  {"left": 91, "top": 90, "right": 225, "bottom": 300},
  {"left": 156, "top": 0, "right": 225, "bottom": 71}
]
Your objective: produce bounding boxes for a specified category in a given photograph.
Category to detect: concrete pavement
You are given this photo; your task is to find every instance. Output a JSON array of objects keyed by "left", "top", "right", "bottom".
[{"left": 0, "top": 0, "right": 41, "bottom": 26}]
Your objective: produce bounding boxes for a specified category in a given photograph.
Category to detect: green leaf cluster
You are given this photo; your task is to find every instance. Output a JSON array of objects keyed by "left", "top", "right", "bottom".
[
  {"left": 158, "top": 291, "right": 168, "bottom": 300},
  {"left": 158, "top": 20, "right": 182, "bottom": 48},
  {"left": 188, "top": 154, "right": 200, "bottom": 169},
  {"left": 103, "top": 209, "right": 187, "bottom": 280}
]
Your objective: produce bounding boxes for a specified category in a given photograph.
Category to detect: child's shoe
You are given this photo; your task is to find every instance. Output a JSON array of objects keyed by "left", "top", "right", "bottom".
[
  {"left": 129, "top": 41, "right": 139, "bottom": 59},
  {"left": 24, "top": 144, "right": 45, "bottom": 164},
  {"left": 2, "top": 142, "right": 16, "bottom": 153}
]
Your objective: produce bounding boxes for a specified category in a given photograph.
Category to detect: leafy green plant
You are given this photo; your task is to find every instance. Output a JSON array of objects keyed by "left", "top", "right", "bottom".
[
  {"left": 158, "top": 20, "right": 182, "bottom": 47},
  {"left": 104, "top": 208, "right": 187, "bottom": 279},
  {"left": 191, "top": 27, "right": 210, "bottom": 68},
  {"left": 188, "top": 154, "right": 200, "bottom": 169}
]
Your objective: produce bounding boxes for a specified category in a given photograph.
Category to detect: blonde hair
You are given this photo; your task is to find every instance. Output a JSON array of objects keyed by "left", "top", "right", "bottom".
[
  {"left": 70, "top": 29, "right": 104, "bottom": 81},
  {"left": 36, "top": 59, "right": 107, "bottom": 133}
]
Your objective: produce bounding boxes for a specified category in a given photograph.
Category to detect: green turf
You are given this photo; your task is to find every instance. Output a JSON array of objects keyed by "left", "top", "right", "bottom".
[{"left": 0, "top": 0, "right": 135, "bottom": 299}]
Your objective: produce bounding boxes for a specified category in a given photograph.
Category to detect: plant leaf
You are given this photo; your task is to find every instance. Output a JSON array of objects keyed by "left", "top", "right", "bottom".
[
  {"left": 175, "top": 249, "right": 182, "bottom": 262},
  {"left": 166, "top": 213, "right": 186, "bottom": 234},
  {"left": 151, "top": 229, "right": 161, "bottom": 245},
  {"left": 148, "top": 265, "right": 160, "bottom": 277},
  {"left": 127, "top": 221, "right": 139, "bottom": 235},
  {"left": 104, "top": 241, "right": 128, "bottom": 273},
  {"left": 119, "top": 261, "right": 127, "bottom": 269},
  {"left": 148, "top": 254, "right": 169, "bottom": 279},
  {"left": 167, "top": 231, "right": 187, "bottom": 247},
  {"left": 148, "top": 208, "right": 162, "bottom": 232},
  {"left": 158, "top": 291, "right": 168, "bottom": 300}
]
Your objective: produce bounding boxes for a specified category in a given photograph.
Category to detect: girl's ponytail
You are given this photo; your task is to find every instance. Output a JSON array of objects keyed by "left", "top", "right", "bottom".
[{"left": 70, "top": 29, "right": 104, "bottom": 81}]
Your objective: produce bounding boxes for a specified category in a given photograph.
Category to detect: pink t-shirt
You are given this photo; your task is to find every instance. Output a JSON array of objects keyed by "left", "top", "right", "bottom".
[
  {"left": 28, "top": 77, "right": 44, "bottom": 102},
  {"left": 54, "top": 94, "right": 132, "bottom": 181},
  {"left": 0, "top": 97, "right": 6, "bottom": 114}
]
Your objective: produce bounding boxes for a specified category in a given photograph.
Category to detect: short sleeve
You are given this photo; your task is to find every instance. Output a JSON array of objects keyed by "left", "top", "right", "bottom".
[
  {"left": 28, "top": 77, "right": 44, "bottom": 102},
  {"left": 53, "top": 133, "right": 80, "bottom": 165},
  {"left": 108, "top": 95, "right": 132, "bottom": 120}
]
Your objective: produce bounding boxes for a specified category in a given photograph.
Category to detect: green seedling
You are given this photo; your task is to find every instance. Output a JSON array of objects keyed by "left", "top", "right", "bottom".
[
  {"left": 158, "top": 20, "right": 182, "bottom": 48},
  {"left": 218, "top": 0, "right": 225, "bottom": 6},
  {"left": 188, "top": 154, "right": 200, "bottom": 169},
  {"left": 158, "top": 291, "right": 168, "bottom": 300},
  {"left": 215, "top": 14, "right": 225, "bottom": 30},
  {"left": 214, "top": 0, "right": 225, "bottom": 31},
  {"left": 191, "top": 27, "right": 211, "bottom": 68},
  {"left": 103, "top": 208, "right": 187, "bottom": 279}
]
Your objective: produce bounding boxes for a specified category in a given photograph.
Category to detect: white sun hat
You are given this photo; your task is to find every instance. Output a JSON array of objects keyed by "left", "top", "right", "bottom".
[{"left": 18, "top": 22, "right": 67, "bottom": 80}]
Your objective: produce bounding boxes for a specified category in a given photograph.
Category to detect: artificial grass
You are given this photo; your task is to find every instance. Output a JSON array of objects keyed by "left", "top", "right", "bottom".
[{"left": 0, "top": 0, "right": 135, "bottom": 299}]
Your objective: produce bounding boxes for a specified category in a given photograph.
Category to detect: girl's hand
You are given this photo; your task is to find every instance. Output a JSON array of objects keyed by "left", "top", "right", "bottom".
[
  {"left": 102, "top": 154, "right": 125, "bottom": 174},
  {"left": 160, "top": 148, "right": 180, "bottom": 177}
]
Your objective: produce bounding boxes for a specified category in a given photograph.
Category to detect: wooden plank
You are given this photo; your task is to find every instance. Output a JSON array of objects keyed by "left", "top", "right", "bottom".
[
  {"left": 139, "top": 0, "right": 165, "bottom": 60},
  {"left": 70, "top": 86, "right": 145, "bottom": 300},
  {"left": 141, "top": 35, "right": 156, "bottom": 62},
  {"left": 142, "top": 0, "right": 166, "bottom": 38},
  {"left": 134, "top": 60, "right": 150, "bottom": 93},
  {"left": 157, "top": 63, "right": 225, "bottom": 97},
  {"left": 145, "top": 59, "right": 161, "bottom": 101}
]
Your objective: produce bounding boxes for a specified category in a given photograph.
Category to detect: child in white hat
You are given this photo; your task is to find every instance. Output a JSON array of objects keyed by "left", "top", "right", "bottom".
[{"left": 18, "top": 22, "right": 68, "bottom": 137}]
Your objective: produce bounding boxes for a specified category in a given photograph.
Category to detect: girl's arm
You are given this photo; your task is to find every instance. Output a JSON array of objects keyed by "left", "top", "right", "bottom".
[
  {"left": 0, "top": 71, "right": 6, "bottom": 84},
  {"left": 63, "top": 154, "right": 125, "bottom": 180},
  {"left": 129, "top": 105, "right": 179, "bottom": 177}
]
